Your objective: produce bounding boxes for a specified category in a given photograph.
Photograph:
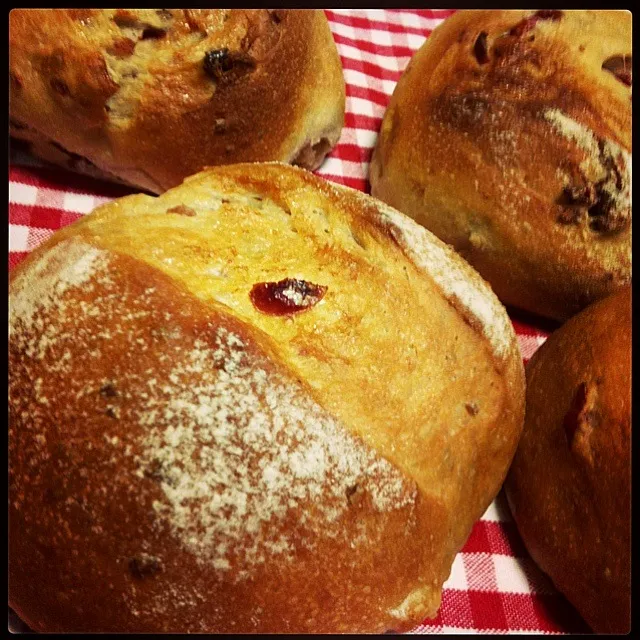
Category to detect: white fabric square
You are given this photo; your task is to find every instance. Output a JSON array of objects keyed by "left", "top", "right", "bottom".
[
  {"left": 9, "top": 182, "right": 38, "bottom": 206},
  {"left": 493, "top": 555, "right": 533, "bottom": 594},
  {"left": 63, "top": 192, "right": 97, "bottom": 214},
  {"left": 9, "top": 224, "right": 30, "bottom": 252}
]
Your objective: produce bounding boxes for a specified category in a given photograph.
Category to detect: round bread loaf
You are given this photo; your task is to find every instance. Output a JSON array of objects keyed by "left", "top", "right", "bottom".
[
  {"left": 370, "top": 10, "right": 631, "bottom": 321},
  {"left": 9, "top": 9, "right": 345, "bottom": 193},
  {"left": 505, "top": 286, "right": 631, "bottom": 633},
  {"left": 9, "top": 163, "right": 525, "bottom": 633}
]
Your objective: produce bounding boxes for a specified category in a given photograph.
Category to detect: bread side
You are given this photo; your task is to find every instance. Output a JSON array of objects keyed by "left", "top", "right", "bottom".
[
  {"left": 9, "top": 237, "right": 427, "bottom": 633},
  {"left": 9, "top": 163, "right": 525, "bottom": 632},
  {"left": 9, "top": 9, "right": 345, "bottom": 192},
  {"left": 370, "top": 10, "right": 631, "bottom": 320},
  {"left": 505, "top": 287, "right": 631, "bottom": 633}
]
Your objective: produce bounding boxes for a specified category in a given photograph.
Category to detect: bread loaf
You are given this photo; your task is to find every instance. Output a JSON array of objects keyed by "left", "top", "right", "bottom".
[
  {"left": 9, "top": 163, "right": 525, "bottom": 633},
  {"left": 370, "top": 10, "right": 631, "bottom": 321},
  {"left": 9, "top": 9, "right": 345, "bottom": 193},
  {"left": 505, "top": 286, "right": 631, "bottom": 633}
]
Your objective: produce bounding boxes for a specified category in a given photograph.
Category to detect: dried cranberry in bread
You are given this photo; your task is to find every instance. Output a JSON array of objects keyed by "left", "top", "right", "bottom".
[
  {"left": 9, "top": 9, "right": 345, "bottom": 193},
  {"left": 505, "top": 286, "right": 631, "bottom": 633},
  {"left": 9, "top": 163, "right": 525, "bottom": 633},
  {"left": 370, "top": 10, "right": 631, "bottom": 321}
]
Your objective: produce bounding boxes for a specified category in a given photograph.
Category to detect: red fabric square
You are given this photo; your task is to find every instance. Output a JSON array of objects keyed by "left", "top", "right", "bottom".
[
  {"left": 467, "top": 589, "right": 509, "bottom": 631},
  {"left": 438, "top": 589, "right": 476, "bottom": 629}
]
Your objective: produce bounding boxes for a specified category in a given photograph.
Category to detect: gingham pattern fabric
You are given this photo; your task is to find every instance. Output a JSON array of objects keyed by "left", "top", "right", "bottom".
[{"left": 8, "top": 9, "right": 589, "bottom": 635}]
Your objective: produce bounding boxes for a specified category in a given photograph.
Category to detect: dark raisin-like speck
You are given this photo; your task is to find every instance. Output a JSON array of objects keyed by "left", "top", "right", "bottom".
[
  {"left": 204, "top": 48, "right": 232, "bottom": 78},
  {"left": 602, "top": 55, "right": 632, "bottom": 86},
  {"left": 203, "top": 48, "right": 256, "bottom": 83},
  {"left": 51, "top": 79, "right": 70, "bottom": 96},
  {"left": 250, "top": 278, "right": 327, "bottom": 316},
  {"left": 129, "top": 555, "right": 163, "bottom": 579},
  {"left": 141, "top": 26, "right": 166, "bottom": 39},
  {"left": 100, "top": 382, "right": 118, "bottom": 398},
  {"left": 473, "top": 31, "right": 489, "bottom": 64}
]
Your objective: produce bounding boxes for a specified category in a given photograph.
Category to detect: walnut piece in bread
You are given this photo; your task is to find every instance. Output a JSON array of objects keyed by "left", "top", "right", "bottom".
[
  {"left": 9, "top": 9, "right": 345, "bottom": 193},
  {"left": 370, "top": 10, "right": 631, "bottom": 321},
  {"left": 505, "top": 286, "right": 631, "bottom": 633},
  {"left": 9, "top": 163, "right": 525, "bottom": 633}
]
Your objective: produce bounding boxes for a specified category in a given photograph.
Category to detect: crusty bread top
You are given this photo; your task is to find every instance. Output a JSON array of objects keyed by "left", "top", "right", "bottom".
[
  {"left": 9, "top": 163, "right": 524, "bottom": 629},
  {"left": 385, "top": 10, "right": 632, "bottom": 218},
  {"left": 9, "top": 9, "right": 345, "bottom": 192},
  {"left": 9, "top": 238, "right": 416, "bottom": 578},
  {"left": 370, "top": 10, "right": 631, "bottom": 320},
  {"left": 10, "top": 160, "right": 524, "bottom": 529},
  {"left": 10, "top": 239, "right": 431, "bottom": 633},
  {"left": 366, "top": 199, "right": 514, "bottom": 361}
]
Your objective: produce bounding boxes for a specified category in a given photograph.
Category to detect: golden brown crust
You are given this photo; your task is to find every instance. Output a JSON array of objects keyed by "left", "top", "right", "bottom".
[
  {"left": 9, "top": 9, "right": 345, "bottom": 193},
  {"left": 9, "top": 243, "right": 425, "bottom": 633},
  {"left": 505, "top": 286, "right": 631, "bottom": 633},
  {"left": 9, "top": 163, "right": 525, "bottom": 632},
  {"left": 370, "top": 10, "right": 631, "bottom": 321}
]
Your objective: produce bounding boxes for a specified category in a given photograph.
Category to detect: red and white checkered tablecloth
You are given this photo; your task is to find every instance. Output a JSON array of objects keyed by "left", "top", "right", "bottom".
[{"left": 8, "top": 9, "right": 591, "bottom": 635}]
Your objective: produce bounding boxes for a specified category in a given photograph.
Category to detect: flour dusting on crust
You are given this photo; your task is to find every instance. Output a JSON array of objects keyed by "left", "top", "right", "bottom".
[
  {"left": 10, "top": 239, "right": 416, "bottom": 583},
  {"left": 9, "top": 239, "right": 109, "bottom": 334},
  {"left": 134, "top": 324, "right": 415, "bottom": 577},
  {"left": 544, "top": 108, "right": 631, "bottom": 216}
]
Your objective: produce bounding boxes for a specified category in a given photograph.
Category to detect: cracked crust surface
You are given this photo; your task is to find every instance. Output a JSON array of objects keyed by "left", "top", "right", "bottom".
[
  {"left": 9, "top": 9, "right": 345, "bottom": 193},
  {"left": 505, "top": 286, "right": 631, "bottom": 633},
  {"left": 9, "top": 163, "right": 524, "bottom": 633},
  {"left": 370, "top": 10, "right": 631, "bottom": 321}
]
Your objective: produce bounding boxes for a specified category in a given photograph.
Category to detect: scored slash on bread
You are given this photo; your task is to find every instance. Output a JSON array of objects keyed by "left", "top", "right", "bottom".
[{"left": 9, "top": 162, "right": 525, "bottom": 633}]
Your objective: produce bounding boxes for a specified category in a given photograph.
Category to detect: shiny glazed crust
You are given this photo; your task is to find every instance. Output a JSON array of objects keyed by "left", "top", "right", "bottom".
[
  {"left": 9, "top": 163, "right": 525, "bottom": 633},
  {"left": 9, "top": 9, "right": 345, "bottom": 193},
  {"left": 370, "top": 10, "right": 631, "bottom": 321},
  {"left": 505, "top": 287, "right": 631, "bottom": 633}
]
